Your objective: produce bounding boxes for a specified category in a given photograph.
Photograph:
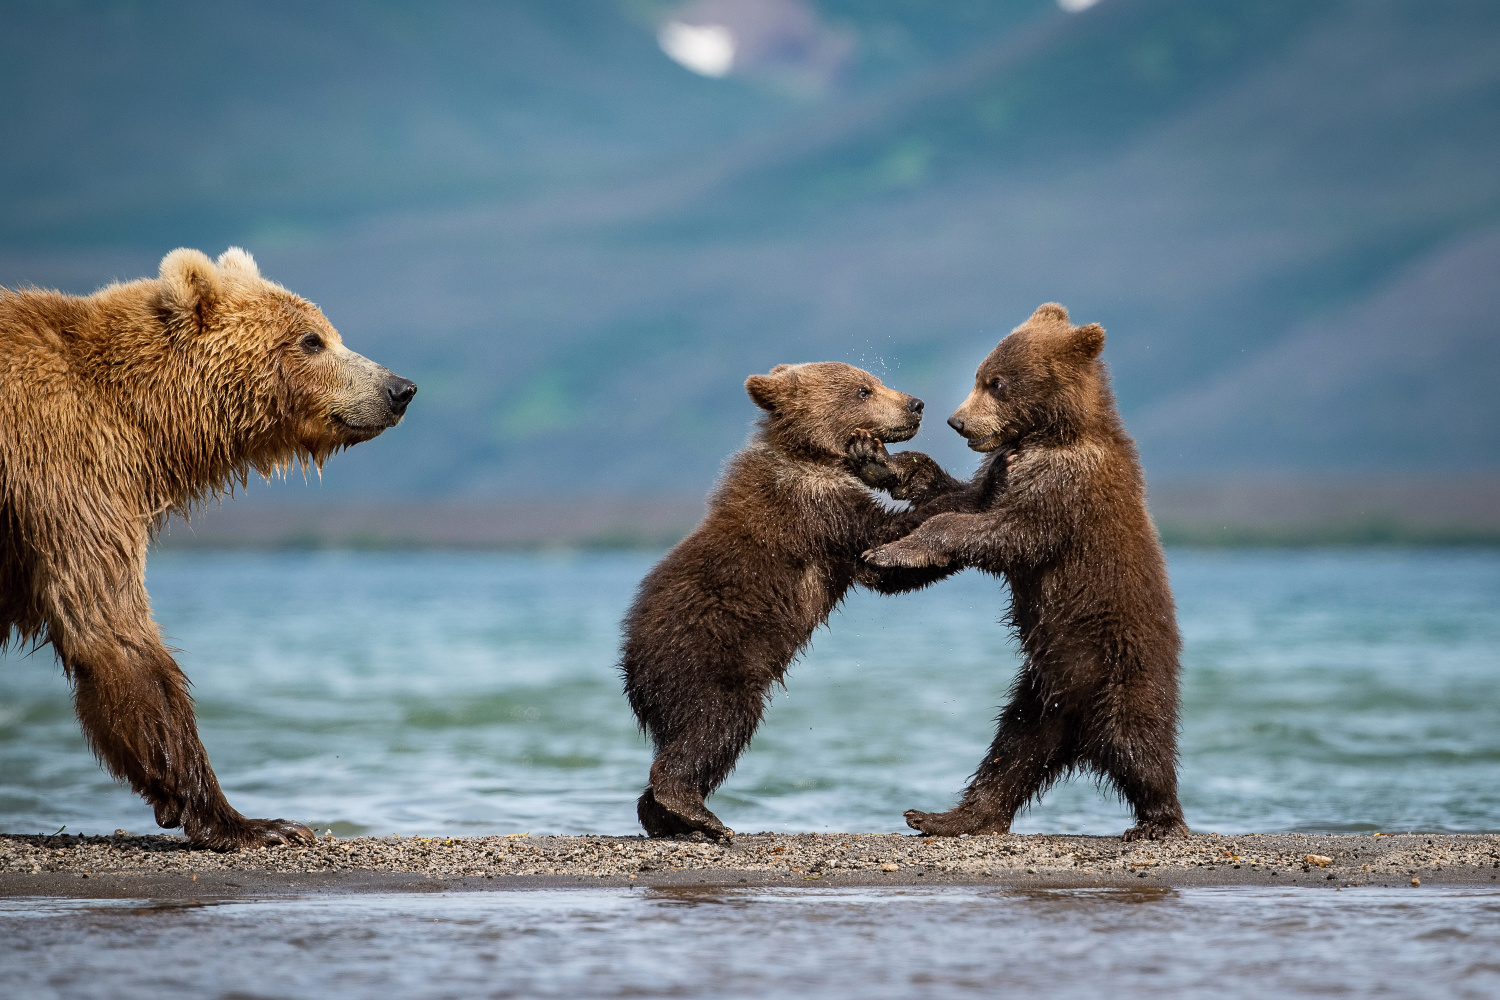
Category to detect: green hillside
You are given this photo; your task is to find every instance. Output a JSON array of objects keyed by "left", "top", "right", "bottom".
[{"left": 3, "top": 0, "right": 1497, "bottom": 496}]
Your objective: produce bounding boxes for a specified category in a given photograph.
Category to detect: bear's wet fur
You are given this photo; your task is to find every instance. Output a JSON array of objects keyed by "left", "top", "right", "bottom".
[
  {"left": 620, "top": 362, "right": 953, "bottom": 840},
  {"left": 0, "top": 248, "right": 415, "bottom": 849},
  {"left": 861, "top": 304, "right": 1189, "bottom": 841}
]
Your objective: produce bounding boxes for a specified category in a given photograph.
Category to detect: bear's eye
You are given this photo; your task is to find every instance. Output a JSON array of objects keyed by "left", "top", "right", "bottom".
[
  {"left": 989, "top": 377, "right": 1006, "bottom": 396},
  {"left": 856, "top": 386, "right": 872, "bottom": 401},
  {"left": 299, "top": 332, "right": 325, "bottom": 354}
]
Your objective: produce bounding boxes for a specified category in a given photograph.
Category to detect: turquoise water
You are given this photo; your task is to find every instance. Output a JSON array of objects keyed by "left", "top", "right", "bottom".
[
  {"left": 4, "top": 885, "right": 1499, "bottom": 999},
  {"left": 2, "top": 549, "right": 1498, "bottom": 837}
]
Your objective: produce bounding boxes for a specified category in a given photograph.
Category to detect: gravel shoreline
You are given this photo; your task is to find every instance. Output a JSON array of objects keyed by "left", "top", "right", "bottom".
[{"left": 3, "top": 831, "right": 1498, "bottom": 897}]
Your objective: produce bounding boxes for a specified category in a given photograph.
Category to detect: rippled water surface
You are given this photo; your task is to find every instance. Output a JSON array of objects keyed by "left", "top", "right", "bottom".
[
  {"left": 2, "top": 549, "right": 1498, "bottom": 837},
  {"left": 4, "top": 885, "right": 1499, "bottom": 999}
]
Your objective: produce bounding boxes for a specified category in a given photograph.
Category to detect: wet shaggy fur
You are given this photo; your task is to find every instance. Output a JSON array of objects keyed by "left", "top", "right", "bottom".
[
  {"left": 621, "top": 362, "right": 947, "bottom": 840},
  {"left": 0, "top": 248, "right": 416, "bottom": 850},
  {"left": 861, "top": 304, "right": 1189, "bottom": 841}
]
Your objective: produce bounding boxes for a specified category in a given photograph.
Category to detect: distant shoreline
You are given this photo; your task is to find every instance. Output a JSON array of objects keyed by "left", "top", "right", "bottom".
[
  {"left": 150, "top": 476, "right": 1500, "bottom": 550},
  {"left": 4, "top": 832, "right": 1497, "bottom": 897}
]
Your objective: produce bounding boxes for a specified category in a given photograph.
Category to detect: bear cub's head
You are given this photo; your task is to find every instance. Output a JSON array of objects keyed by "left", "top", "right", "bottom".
[
  {"left": 745, "top": 362, "right": 923, "bottom": 460},
  {"left": 157, "top": 248, "right": 416, "bottom": 459},
  {"left": 947, "top": 303, "right": 1106, "bottom": 452}
]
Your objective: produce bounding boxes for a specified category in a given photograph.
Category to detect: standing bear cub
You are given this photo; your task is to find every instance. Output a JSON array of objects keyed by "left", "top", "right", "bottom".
[
  {"left": 0, "top": 248, "right": 416, "bottom": 849},
  {"left": 861, "top": 304, "right": 1189, "bottom": 841},
  {"left": 620, "top": 362, "right": 948, "bottom": 840}
]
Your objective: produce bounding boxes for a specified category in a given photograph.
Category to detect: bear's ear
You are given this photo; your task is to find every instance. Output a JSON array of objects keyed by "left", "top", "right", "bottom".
[
  {"left": 217, "top": 247, "right": 260, "bottom": 278},
  {"left": 1031, "top": 303, "right": 1070, "bottom": 324},
  {"left": 1070, "top": 322, "right": 1105, "bottom": 360},
  {"left": 158, "top": 248, "right": 222, "bottom": 327},
  {"left": 746, "top": 369, "right": 796, "bottom": 411}
]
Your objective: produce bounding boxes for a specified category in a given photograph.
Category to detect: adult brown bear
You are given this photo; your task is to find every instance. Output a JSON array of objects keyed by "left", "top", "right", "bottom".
[
  {"left": 0, "top": 248, "right": 415, "bottom": 849},
  {"left": 861, "top": 304, "right": 1189, "bottom": 841}
]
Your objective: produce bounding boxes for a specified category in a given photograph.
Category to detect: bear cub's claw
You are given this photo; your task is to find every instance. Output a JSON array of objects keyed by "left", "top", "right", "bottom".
[
  {"left": 864, "top": 539, "right": 949, "bottom": 569},
  {"left": 192, "top": 817, "right": 317, "bottom": 852},
  {"left": 1121, "top": 817, "right": 1190, "bottom": 842},
  {"left": 903, "top": 808, "right": 1006, "bottom": 837},
  {"left": 638, "top": 786, "right": 734, "bottom": 842}
]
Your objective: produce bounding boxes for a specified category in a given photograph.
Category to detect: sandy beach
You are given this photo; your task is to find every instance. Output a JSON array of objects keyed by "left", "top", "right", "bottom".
[{"left": 3, "top": 830, "right": 1496, "bottom": 898}]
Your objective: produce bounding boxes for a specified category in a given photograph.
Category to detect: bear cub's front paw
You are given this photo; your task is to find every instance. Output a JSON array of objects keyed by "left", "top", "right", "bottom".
[
  {"left": 863, "top": 537, "right": 951, "bottom": 569},
  {"left": 884, "top": 452, "right": 944, "bottom": 503},
  {"left": 845, "top": 429, "right": 900, "bottom": 492}
]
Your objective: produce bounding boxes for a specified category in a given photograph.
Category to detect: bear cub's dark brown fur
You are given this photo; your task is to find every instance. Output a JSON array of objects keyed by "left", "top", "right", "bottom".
[
  {"left": 620, "top": 362, "right": 949, "bottom": 840},
  {"left": 861, "top": 304, "right": 1189, "bottom": 841}
]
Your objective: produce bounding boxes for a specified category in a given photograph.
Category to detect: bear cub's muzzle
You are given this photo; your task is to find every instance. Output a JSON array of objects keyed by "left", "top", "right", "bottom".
[{"left": 878, "top": 396, "right": 924, "bottom": 443}]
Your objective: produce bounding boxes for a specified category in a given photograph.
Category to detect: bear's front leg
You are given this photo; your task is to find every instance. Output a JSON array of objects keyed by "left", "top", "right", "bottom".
[
  {"left": 51, "top": 574, "right": 316, "bottom": 851},
  {"left": 863, "top": 512, "right": 984, "bottom": 568}
]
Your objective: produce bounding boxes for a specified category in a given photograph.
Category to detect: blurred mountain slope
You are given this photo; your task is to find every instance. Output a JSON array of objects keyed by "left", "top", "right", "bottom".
[
  {"left": 2, "top": 0, "right": 1497, "bottom": 498},
  {"left": 1135, "top": 224, "right": 1500, "bottom": 472},
  {"left": 0, "top": 0, "right": 1051, "bottom": 246}
]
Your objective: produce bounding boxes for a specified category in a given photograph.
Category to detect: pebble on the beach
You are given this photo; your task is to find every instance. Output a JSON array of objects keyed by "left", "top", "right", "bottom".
[{"left": 1305, "top": 855, "right": 1333, "bottom": 867}]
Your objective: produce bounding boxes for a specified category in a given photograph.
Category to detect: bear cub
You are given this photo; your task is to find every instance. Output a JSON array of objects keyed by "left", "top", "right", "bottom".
[
  {"left": 620, "top": 362, "right": 947, "bottom": 840},
  {"left": 860, "top": 304, "right": 1189, "bottom": 841}
]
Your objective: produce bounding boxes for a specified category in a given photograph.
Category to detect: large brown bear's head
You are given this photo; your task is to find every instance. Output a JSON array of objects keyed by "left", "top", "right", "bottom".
[
  {"left": 947, "top": 303, "right": 1106, "bottom": 452},
  {"left": 155, "top": 248, "right": 416, "bottom": 469},
  {"left": 744, "top": 361, "right": 923, "bottom": 460}
]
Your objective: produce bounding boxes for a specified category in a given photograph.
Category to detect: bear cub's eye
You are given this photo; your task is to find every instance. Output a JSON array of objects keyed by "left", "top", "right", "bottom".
[
  {"left": 299, "top": 332, "right": 325, "bottom": 354},
  {"left": 856, "top": 386, "right": 872, "bottom": 401},
  {"left": 989, "top": 377, "right": 1006, "bottom": 396}
]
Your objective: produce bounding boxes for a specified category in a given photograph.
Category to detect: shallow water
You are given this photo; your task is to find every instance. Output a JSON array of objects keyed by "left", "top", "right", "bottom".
[
  {"left": 3, "top": 885, "right": 1498, "bottom": 999},
  {"left": 2, "top": 549, "right": 1498, "bottom": 837}
]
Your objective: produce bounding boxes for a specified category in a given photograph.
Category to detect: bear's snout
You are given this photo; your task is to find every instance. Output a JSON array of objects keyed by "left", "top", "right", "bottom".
[
  {"left": 947, "top": 415, "right": 965, "bottom": 434},
  {"left": 384, "top": 376, "right": 418, "bottom": 417},
  {"left": 907, "top": 397, "right": 924, "bottom": 414}
]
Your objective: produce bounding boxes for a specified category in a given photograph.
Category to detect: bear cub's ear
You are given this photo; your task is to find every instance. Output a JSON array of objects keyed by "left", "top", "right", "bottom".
[
  {"left": 216, "top": 247, "right": 260, "bottom": 278},
  {"left": 159, "top": 248, "right": 222, "bottom": 326},
  {"left": 746, "top": 365, "right": 797, "bottom": 412},
  {"left": 1071, "top": 322, "right": 1105, "bottom": 360}
]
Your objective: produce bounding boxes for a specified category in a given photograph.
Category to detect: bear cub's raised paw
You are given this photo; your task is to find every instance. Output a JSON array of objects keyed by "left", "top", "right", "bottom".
[
  {"left": 846, "top": 431, "right": 958, "bottom": 505},
  {"left": 844, "top": 429, "right": 898, "bottom": 491},
  {"left": 863, "top": 536, "right": 950, "bottom": 569}
]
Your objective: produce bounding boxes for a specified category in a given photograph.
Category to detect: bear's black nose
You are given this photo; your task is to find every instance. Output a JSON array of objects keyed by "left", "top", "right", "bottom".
[
  {"left": 385, "top": 377, "right": 418, "bottom": 416},
  {"left": 948, "top": 415, "right": 965, "bottom": 434},
  {"left": 908, "top": 398, "right": 924, "bottom": 414}
]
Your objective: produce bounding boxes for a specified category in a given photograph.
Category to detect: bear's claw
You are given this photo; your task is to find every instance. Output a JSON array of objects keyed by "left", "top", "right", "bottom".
[
  {"left": 865, "top": 541, "right": 949, "bottom": 569},
  {"left": 190, "top": 817, "right": 317, "bottom": 852},
  {"left": 1121, "top": 818, "right": 1190, "bottom": 842},
  {"left": 903, "top": 808, "right": 1007, "bottom": 837},
  {"left": 638, "top": 786, "right": 733, "bottom": 842}
]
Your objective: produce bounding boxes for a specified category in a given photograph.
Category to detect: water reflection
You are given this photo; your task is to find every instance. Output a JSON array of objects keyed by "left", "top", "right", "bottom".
[{"left": 3, "top": 886, "right": 1496, "bottom": 999}]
